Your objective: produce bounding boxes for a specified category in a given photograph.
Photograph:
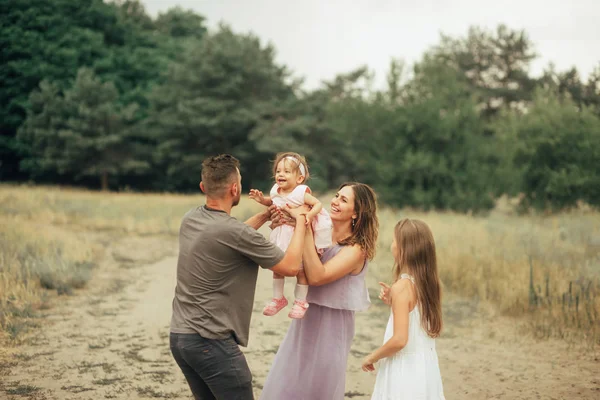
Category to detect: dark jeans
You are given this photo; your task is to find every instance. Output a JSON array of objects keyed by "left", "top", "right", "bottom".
[{"left": 170, "top": 332, "right": 254, "bottom": 400}]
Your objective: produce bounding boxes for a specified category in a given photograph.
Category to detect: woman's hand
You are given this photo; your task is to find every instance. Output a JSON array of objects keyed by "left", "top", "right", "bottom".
[
  {"left": 283, "top": 203, "right": 311, "bottom": 223},
  {"left": 269, "top": 204, "right": 311, "bottom": 229},
  {"left": 379, "top": 282, "right": 391, "bottom": 306},
  {"left": 361, "top": 355, "right": 376, "bottom": 372}
]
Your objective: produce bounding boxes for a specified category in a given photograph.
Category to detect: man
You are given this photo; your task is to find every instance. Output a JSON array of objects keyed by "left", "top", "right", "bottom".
[{"left": 170, "top": 154, "right": 307, "bottom": 400}]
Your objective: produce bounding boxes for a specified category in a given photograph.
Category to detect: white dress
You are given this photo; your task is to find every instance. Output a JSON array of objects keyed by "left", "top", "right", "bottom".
[
  {"left": 371, "top": 274, "right": 445, "bottom": 400},
  {"left": 269, "top": 183, "right": 332, "bottom": 251}
]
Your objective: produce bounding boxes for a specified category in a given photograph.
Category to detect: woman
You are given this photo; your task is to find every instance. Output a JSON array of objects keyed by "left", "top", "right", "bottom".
[{"left": 260, "top": 182, "right": 379, "bottom": 400}]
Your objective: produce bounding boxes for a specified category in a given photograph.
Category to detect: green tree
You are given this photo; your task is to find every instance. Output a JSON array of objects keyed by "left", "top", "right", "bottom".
[
  {"left": 501, "top": 88, "right": 600, "bottom": 210},
  {"left": 0, "top": 0, "right": 109, "bottom": 180},
  {"left": 92, "top": 1, "right": 195, "bottom": 115},
  {"left": 155, "top": 6, "right": 207, "bottom": 39},
  {"left": 17, "top": 68, "right": 150, "bottom": 190},
  {"left": 583, "top": 65, "right": 600, "bottom": 115},
  {"left": 250, "top": 67, "right": 374, "bottom": 191},
  {"left": 147, "top": 24, "right": 293, "bottom": 191},
  {"left": 1, "top": 0, "right": 206, "bottom": 182},
  {"left": 539, "top": 65, "right": 585, "bottom": 106},
  {"left": 431, "top": 24, "right": 537, "bottom": 119},
  {"left": 539, "top": 63, "right": 600, "bottom": 116},
  {"left": 372, "top": 58, "right": 497, "bottom": 211}
]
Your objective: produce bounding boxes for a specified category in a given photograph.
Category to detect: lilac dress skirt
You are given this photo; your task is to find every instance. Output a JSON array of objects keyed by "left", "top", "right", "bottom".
[{"left": 260, "top": 245, "right": 371, "bottom": 400}]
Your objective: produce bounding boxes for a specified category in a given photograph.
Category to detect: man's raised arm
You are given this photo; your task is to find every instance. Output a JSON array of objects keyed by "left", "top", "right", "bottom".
[{"left": 244, "top": 205, "right": 277, "bottom": 230}]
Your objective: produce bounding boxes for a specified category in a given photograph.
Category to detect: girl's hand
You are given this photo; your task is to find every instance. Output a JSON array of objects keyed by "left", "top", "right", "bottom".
[
  {"left": 361, "top": 356, "right": 376, "bottom": 372},
  {"left": 379, "top": 282, "right": 391, "bottom": 306},
  {"left": 249, "top": 189, "right": 266, "bottom": 205},
  {"left": 305, "top": 214, "right": 313, "bottom": 226}
]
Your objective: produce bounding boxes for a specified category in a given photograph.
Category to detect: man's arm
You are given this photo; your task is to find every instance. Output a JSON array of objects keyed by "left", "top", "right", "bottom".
[
  {"left": 237, "top": 206, "right": 306, "bottom": 277},
  {"left": 244, "top": 205, "right": 276, "bottom": 230}
]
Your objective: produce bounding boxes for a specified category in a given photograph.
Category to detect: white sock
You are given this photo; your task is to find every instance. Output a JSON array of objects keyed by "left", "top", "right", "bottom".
[
  {"left": 294, "top": 284, "right": 309, "bottom": 301},
  {"left": 273, "top": 278, "right": 285, "bottom": 298}
]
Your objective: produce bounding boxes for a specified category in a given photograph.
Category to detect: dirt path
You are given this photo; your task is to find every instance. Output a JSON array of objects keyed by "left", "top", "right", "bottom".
[{"left": 1, "top": 236, "right": 599, "bottom": 399}]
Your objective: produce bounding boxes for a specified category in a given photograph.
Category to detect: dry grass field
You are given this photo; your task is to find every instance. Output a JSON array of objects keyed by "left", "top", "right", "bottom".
[
  {"left": 0, "top": 184, "right": 599, "bottom": 399},
  {"left": 374, "top": 205, "right": 600, "bottom": 346}
]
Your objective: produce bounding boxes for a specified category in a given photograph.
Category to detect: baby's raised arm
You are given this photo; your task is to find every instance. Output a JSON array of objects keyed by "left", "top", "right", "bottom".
[
  {"left": 249, "top": 189, "right": 273, "bottom": 206},
  {"left": 303, "top": 192, "right": 322, "bottom": 225}
]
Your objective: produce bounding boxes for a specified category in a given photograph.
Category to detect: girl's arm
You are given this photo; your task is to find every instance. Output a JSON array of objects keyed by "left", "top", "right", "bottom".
[
  {"left": 249, "top": 189, "right": 273, "bottom": 206},
  {"left": 303, "top": 192, "right": 322, "bottom": 225},
  {"left": 362, "top": 280, "right": 412, "bottom": 371},
  {"left": 302, "top": 225, "right": 364, "bottom": 286}
]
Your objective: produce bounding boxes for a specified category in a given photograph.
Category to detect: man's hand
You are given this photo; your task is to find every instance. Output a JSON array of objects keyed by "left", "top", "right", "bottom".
[
  {"left": 268, "top": 207, "right": 287, "bottom": 230},
  {"left": 269, "top": 204, "right": 311, "bottom": 229}
]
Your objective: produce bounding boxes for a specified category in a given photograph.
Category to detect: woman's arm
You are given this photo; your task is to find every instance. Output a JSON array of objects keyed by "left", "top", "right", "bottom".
[
  {"left": 361, "top": 281, "right": 412, "bottom": 371},
  {"left": 302, "top": 225, "right": 364, "bottom": 286},
  {"left": 270, "top": 211, "right": 308, "bottom": 277},
  {"left": 269, "top": 204, "right": 309, "bottom": 230}
]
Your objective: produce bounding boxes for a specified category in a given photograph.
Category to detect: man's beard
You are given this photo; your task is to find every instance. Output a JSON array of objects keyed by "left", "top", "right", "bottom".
[{"left": 232, "top": 190, "right": 241, "bottom": 207}]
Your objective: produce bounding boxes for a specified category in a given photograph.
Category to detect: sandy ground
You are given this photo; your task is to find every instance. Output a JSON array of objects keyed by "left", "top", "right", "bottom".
[{"left": 1, "top": 235, "right": 599, "bottom": 400}]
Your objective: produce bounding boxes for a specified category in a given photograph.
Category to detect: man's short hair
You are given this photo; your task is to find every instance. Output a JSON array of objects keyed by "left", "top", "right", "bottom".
[{"left": 201, "top": 154, "right": 240, "bottom": 197}]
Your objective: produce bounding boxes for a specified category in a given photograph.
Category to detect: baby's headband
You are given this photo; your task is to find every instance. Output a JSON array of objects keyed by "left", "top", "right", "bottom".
[{"left": 284, "top": 156, "right": 306, "bottom": 177}]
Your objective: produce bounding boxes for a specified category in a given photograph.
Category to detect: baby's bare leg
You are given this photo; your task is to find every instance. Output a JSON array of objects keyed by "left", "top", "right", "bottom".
[{"left": 273, "top": 272, "right": 284, "bottom": 280}]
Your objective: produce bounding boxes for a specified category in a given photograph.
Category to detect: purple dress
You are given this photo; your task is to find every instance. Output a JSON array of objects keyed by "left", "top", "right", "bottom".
[{"left": 260, "top": 245, "right": 371, "bottom": 400}]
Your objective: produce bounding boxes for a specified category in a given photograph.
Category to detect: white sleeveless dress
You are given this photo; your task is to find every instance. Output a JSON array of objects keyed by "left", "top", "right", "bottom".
[
  {"left": 269, "top": 183, "right": 332, "bottom": 251},
  {"left": 371, "top": 274, "right": 445, "bottom": 400}
]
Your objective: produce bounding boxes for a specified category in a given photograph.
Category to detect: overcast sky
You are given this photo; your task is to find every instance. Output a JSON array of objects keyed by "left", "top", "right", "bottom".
[{"left": 141, "top": 0, "right": 600, "bottom": 89}]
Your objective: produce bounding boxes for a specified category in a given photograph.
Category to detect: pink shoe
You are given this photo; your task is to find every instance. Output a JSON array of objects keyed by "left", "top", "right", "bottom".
[
  {"left": 263, "top": 296, "right": 288, "bottom": 316},
  {"left": 288, "top": 300, "right": 309, "bottom": 319}
]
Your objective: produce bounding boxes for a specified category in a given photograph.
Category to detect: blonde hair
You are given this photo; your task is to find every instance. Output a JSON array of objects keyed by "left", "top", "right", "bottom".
[
  {"left": 393, "top": 219, "right": 442, "bottom": 338},
  {"left": 272, "top": 152, "right": 310, "bottom": 183},
  {"left": 337, "top": 182, "right": 378, "bottom": 261}
]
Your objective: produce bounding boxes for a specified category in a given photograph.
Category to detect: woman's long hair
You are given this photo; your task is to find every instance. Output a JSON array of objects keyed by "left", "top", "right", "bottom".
[
  {"left": 337, "top": 182, "right": 379, "bottom": 261},
  {"left": 393, "top": 218, "right": 442, "bottom": 338}
]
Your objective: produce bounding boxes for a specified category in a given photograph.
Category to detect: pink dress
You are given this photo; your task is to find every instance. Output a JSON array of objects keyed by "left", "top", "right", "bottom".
[{"left": 269, "top": 184, "right": 332, "bottom": 251}]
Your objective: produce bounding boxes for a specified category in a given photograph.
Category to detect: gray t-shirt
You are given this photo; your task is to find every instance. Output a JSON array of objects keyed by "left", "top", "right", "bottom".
[{"left": 170, "top": 206, "right": 285, "bottom": 346}]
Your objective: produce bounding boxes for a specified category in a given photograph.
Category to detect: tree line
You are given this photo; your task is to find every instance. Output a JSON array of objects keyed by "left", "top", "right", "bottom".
[{"left": 2, "top": 0, "right": 599, "bottom": 211}]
